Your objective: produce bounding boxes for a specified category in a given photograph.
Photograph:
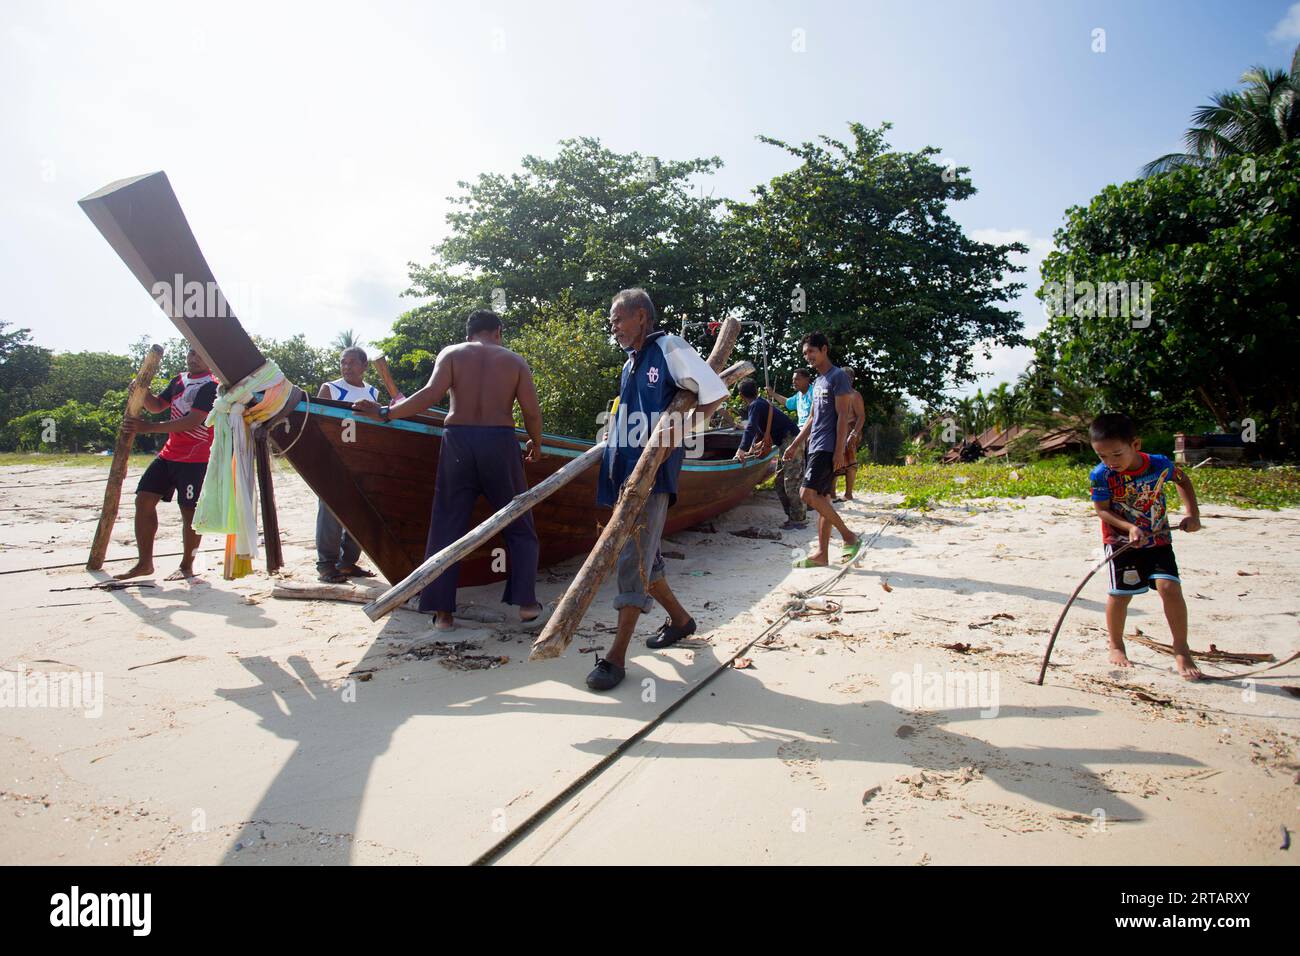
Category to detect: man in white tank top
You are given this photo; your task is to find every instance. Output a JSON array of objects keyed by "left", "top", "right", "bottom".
[{"left": 315, "top": 346, "right": 387, "bottom": 581}]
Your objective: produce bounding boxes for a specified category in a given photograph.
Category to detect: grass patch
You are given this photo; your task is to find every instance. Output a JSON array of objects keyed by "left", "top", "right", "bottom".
[{"left": 849, "top": 460, "right": 1300, "bottom": 511}]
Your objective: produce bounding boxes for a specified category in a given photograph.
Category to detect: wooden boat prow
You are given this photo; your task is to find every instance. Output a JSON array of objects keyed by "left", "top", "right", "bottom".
[{"left": 80, "top": 171, "right": 777, "bottom": 586}]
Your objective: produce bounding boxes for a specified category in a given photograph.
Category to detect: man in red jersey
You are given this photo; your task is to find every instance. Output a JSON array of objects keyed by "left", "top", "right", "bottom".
[{"left": 115, "top": 348, "right": 218, "bottom": 581}]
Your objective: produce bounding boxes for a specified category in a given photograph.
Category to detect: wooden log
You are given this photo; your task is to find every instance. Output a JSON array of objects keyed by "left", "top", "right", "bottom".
[
  {"left": 361, "top": 356, "right": 755, "bottom": 623},
  {"left": 530, "top": 317, "right": 743, "bottom": 660},
  {"left": 373, "top": 355, "right": 402, "bottom": 401},
  {"left": 254, "top": 431, "right": 283, "bottom": 573},
  {"left": 87, "top": 344, "right": 165, "bottom": 571},
  {"left": 274, "top": 580, "right": 407, "bottom": 606}
]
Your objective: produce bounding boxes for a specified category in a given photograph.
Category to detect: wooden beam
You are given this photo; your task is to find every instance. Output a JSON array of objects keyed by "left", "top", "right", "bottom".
[
  {"left": 87, "top": 345, "right": 165, "bottom": 571},
  {"left": 372, "top": 355, "right": 402, "bottom": 401},
  {"left": 530, "top": 318, "right": 743, "bottom": 660},
  {"left": 254, "top": 431, "right": 283, "bottom": 573}
]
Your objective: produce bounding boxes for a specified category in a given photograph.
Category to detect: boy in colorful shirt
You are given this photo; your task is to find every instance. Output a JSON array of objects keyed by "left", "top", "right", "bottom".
[
  {"left": 116, "top": 348, "right": 218, "bottom": 581},
  {"left": 1088, "top": 412, "right": 1203, "bottom": 679}
]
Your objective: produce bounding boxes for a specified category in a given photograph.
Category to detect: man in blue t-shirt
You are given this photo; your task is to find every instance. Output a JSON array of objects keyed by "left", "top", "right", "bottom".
[
  {"left": 735, "top": 378, "right": 804, "bottom": 528},
  {"left": 783, "top": 332, "right": 860, "bottom": 567},
  {"left": 769, "top": 368, "right": 814, "bottom": 427},
  {"left": 586, "top": 288, "right": 728, "bottom": 692},
  {"left": 1088, "top": 412, "right": 1203, "bottom": 680}
]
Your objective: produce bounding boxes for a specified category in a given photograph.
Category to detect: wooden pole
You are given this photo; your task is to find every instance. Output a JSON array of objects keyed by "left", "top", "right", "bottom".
[
  {"left": 87, "top": 345, "right": 165, "bottom": 570},
  {"left": 530, "top": 317, "right": 743, "bottom": 661},
  {"left": 360, "top": 357, "right": 755, "bottom": 624},
  {"left": 372, "top": 355, "right": 402, "bottom": 401},
  {"left": 254, "top": 431, "right": 283, "bottom": 573}
]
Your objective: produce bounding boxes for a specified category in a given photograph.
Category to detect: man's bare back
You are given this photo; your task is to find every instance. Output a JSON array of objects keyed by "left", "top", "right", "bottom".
[
  {"left": 352, "top": 320, "right": 543, "bottom": 463},
  {"left": 438, "top": 341, "right": 529, "bottom": 427}
]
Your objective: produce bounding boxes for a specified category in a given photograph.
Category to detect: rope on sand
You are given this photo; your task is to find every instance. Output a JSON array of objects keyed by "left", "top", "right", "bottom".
[{"left": 469, "top": 509, "right": 908, "bottom": 866}]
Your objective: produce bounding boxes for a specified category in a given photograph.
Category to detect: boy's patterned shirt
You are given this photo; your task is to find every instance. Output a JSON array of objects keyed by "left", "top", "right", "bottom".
[{"left": 1089, "top": 452, "right": 1176, "bottom": 548}]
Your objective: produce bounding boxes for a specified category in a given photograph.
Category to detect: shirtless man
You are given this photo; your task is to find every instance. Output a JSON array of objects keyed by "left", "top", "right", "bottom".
[
  {"left": 354, "top": 310, "right": 544, "bottom": 630},
  {"left": 115, "top": 348, "right": 217, "bottom": 581},
  {"left": 836, "top": 367, "right": 867, "bottom": 502}
]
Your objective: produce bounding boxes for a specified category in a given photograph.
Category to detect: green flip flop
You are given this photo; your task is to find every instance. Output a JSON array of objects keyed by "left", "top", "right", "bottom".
[
  {"left": 841, "top": 538, "right": 863, "bottom": 563},
  {"left": 792, "top": 556, "right": 827, "bottom": 569}
]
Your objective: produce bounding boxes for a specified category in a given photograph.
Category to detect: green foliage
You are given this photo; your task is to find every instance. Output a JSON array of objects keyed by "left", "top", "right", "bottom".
[
  {"left": 508, "top": 295, "right": 624, "bottom": 440},
  {"left": 31, "top": 351, "right": 134, "bottom": 409},
  {"left": 1144, "top": 42, "right": 1300, "bottom": 176},
  {"left": 390, "top": 129, "right": 1024, "bottom": 431},
  {"left": 725, "top": 123, "right": 1027, "bottom": 408},
  {"left": 397, "top": 137, "right": 731, "bottom": 356},
  {"left": 855, "top": 461, "right": 1300, "bottom": 511},
  {"left": 0, "top": 322, "right": 53, "bottom": 426},
  {"left": 3, "top": 400, "right": 118, "bottom": 452},
  {"left": 252, "top": 334, "right": 336, "bottom": 392},
  {"left": 128, "top": 335, "right": 191, "bottom": 386},
  {"left": 1037, "top": 143, "right": 1300, "bottom": 458}
]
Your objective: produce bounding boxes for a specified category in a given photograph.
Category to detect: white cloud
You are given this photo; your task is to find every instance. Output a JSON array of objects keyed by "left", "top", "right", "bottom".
[{"left": 1270, "top": 2, "right": 1300, "bottom": 42}]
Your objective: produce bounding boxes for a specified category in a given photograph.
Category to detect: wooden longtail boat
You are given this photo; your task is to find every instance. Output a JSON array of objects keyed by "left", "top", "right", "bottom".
[{"left": 79, "top": 172, "right": 777, "bottom": 586}]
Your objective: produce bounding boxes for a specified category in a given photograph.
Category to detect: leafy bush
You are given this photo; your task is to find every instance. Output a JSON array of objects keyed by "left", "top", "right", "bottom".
[
  {"left": 3, "top": 401, "right": 118, "bottom": 452},
  {"left": 508, "top": 296, "right": 624, "bottom": 440}
]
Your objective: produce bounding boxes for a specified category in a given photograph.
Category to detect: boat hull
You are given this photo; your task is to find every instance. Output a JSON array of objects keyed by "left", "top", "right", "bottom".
[{"left": 276, "top": 398, "right": 776, "bottom": 586}]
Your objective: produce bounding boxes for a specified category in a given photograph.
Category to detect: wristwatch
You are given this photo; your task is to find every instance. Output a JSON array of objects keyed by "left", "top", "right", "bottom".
[{"left": 380, "top": 405, "right": 391, "bottom": 422}]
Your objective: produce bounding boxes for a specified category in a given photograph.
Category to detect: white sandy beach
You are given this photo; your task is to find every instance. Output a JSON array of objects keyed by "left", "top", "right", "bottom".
[{"left": 0, "top": 462, "right": 1296, "bottom": 865}]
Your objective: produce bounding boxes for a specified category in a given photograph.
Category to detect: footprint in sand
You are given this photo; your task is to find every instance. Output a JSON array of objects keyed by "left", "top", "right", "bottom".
[{"left": 777, "top": 739, "right": 828, "bottom": 790}]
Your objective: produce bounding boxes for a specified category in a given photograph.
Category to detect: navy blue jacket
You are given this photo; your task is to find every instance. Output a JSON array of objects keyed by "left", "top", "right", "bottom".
[
  {"left": 598, "top": 331, "right": 685, "bottom": 507},
  {"left": 739, "top": 397, "right": 798, "bottom": 452}
]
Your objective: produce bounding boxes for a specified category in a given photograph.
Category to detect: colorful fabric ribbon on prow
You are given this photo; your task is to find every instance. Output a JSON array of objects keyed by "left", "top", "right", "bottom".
[{"left": 192, "top": 360, "right": 293, "bottom": 578}]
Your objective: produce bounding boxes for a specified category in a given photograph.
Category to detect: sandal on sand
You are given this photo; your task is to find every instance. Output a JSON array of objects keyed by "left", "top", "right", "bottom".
[
  {"left": 841, "top": 539, "right": 863, "bottom": 564},
  {"left": 792, "top": 557, "right": 827, "bottom": 569},
  {"left": 318, "top": 569, "right": 349, "bottom": 584}
]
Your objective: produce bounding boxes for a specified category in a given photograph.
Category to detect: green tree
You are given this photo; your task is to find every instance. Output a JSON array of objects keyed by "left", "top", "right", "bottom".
[
  {"left": 32, "top": 352, "right": 135, "bottom": 409},
  {"left": 253, "top": 334, "right": 335, "bottom": 392},
  {"left": 0, "top": 322, "right": 53, "bottom": 431},
  {"left": 1143, "top": 43, "right": 1300, "bottom": 176},
  {"left": 508, "top": 294, "right": 624, "bottom": 440},
  {"left": 398, "top": 137, "right": 733, "bottom": 342},
  {"left": 725, "top": 123, "right": 1027, "bottom": 410},
  {"left": 1038, "top": 144, "right": 1299, "bottom": 456}
]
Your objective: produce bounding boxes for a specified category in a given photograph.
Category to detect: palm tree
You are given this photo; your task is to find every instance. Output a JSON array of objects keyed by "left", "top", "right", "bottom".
[
  {"left": 1142, "top": 43, "right": 1300, "bottom": 177},
  {"left": 989, "top": 382, "right": 1018, "bottom": 430},
  {"left": 332, "top": 329, "right": 362, "bottom": 351}
]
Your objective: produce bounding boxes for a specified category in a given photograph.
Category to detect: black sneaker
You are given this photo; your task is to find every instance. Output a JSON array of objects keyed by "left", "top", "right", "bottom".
[
  {"left": 646, "top": 616, "right": 697, "bottom": 649},
  {"left": 585, "top": 656, "right": 626, "bottom": 691}
]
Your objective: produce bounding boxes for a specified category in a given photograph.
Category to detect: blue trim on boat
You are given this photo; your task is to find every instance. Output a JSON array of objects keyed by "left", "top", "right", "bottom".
[{"left": 291, "top": 400, "right": 776, "bottom": 471}]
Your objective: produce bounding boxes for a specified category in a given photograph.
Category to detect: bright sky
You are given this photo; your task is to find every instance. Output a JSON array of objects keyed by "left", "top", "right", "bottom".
[{"left": 4, "top": 0, "right": 1298, "bottom": 400}]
